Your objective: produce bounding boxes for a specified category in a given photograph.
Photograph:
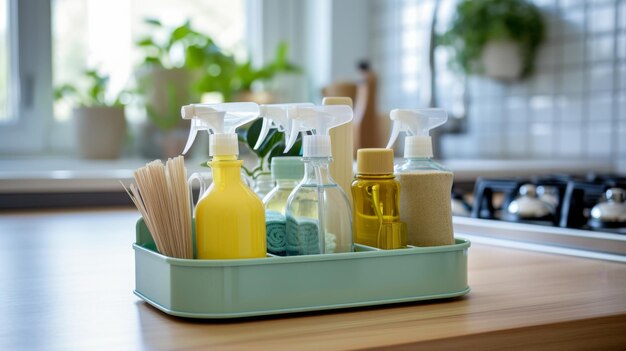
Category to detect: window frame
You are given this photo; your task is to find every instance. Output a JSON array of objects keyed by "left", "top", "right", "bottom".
[{"left": 0, "top": 0, "right": 52, "bottom": 155}]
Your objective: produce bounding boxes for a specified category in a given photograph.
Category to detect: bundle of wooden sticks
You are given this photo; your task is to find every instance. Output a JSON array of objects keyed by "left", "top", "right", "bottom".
[{"left": 123, "top": 156, "right": 193, "bottom": 259}]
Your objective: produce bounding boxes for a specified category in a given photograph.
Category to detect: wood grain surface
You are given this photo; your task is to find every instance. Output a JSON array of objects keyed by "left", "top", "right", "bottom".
[{"left": 0, "top": 208, "right": 625, "bottom": 350}]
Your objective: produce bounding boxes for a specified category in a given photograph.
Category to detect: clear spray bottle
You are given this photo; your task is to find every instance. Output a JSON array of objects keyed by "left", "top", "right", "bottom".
[
  {"left": 254, "top": 102, "right": 316, "bottom": 212},
  {"left": 181, "top": 102, "right": 266, "bottom": 259},
  {"left": 283, "top": 105, "right": 354, "bottom": 255},
  {"left": 250, "top": 103, "right": 315, "bottom": 198},
  {"left": 253, "top": 103, "right": 313, "bottom": 256},
  {"left": 386, "top": 109, "right": 454, "bottom": 246}
]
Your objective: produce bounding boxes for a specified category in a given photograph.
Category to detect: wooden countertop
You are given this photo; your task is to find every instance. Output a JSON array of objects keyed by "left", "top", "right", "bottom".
[{"left": 1, "top": 208, "right": 625, "bottom": 350}]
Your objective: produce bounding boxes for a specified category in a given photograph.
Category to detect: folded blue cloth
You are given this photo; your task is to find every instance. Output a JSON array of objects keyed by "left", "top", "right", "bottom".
[
  {"left": 266, "top": 210, "right": 286, "bottom": 256},
  {"left": 286, "top": 216, "right": 321, "bottom": 255}
]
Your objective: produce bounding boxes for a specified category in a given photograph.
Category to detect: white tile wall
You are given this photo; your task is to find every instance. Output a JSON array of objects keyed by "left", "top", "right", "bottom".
[{"left": 371, "top": 0, "right": 625, "bottom": 161}]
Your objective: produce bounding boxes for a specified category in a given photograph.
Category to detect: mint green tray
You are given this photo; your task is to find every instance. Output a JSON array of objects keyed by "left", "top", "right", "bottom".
[{"left": 133, "top": 218, "right": 470, "bottom": 318}]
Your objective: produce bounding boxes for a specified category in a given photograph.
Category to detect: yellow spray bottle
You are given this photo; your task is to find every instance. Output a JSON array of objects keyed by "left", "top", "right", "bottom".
[{"left": 181, "top": 102, "right": 266, "bottom": 259}]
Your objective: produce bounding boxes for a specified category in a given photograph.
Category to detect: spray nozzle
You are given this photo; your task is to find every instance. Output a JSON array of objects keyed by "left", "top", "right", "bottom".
[
  {"left": 284, "top": 105, "right": 353, "bottom": 157},
  {"left": 181, "top": 102, "right": 259, "bottom": 156},
  {"left": 254, "top": 103, "right": 315, "bottom": 150},
  {"left": 386, "top": 108, "right": 447, "bottom": 158}
]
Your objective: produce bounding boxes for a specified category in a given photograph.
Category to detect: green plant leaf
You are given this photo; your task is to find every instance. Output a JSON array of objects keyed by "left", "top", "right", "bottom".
[
  {"left": 257, "top": 130, "right": 284, "bottom": 158},
  {"left": 171, "top": 23, "right": 192, "bottom": 43},
  {"left": 137, "top": 38, "right": 156, "bottom": 47},
  {"left": 144, "top": 18, "right": 162, "bottom": 27},
  {"left": 143, "top": 56, "right": 162, "bottom": 65},
  {"left": 240, "top": 118, "right": 264, "bottom": 155},
  {"left": 185, "top": 45, "right": 205, "bottom": 68},
  {"left": 54, "top": 84, "right": 78, "bottom": 101},
  {"left": 55, "top": 68, "right": 127, "bottom": 107}
]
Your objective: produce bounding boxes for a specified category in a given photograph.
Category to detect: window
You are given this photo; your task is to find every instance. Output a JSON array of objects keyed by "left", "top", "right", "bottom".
[
  {"left": 0, "top": 0, "right": 51, "bottom": 154},
  {"left": 0, "top": 0, "right": 246, "bottom": 155},
  {"left": 0, "top": 0, "right": 11, "bottom": 122},
  {"left": 52, "top": 0, "right": 246, "bottom": 124}
]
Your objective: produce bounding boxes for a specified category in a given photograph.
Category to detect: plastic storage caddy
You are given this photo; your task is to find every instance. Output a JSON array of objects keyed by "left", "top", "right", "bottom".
[{"left": 133, "top": 218, "right": 470, "bottom": 319}]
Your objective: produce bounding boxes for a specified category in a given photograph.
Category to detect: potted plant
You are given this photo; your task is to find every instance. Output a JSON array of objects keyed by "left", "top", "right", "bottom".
[
  {"left": 440, "top": 0, "right": 545, "bottom": 81},
  {"left": 135, "top": 19, "right": 300, "bottom": 157},
  {"left": 55, "top": 70, "right": 127, "bottom": 159},
  {"left": 225, "top": 42, "right": 301, "bottom": 103},
  {"left": 134, "top": 18, "right": 237, "bottom": 158}
]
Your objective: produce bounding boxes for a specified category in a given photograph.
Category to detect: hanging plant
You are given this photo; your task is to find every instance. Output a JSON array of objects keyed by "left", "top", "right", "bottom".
[{"left": 439, "top": 0, "right": 545, "bottom": 79}]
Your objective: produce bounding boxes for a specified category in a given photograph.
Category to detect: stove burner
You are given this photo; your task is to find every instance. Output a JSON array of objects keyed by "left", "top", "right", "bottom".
[
  {"left": 469, "top": 174, "right": 626, "bottom": 234},
  {"left": 471, "top": 178, "right": 521, "bottom": 220}
]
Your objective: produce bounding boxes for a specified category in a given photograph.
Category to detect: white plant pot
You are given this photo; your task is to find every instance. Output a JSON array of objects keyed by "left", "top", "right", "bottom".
[
  {"left": 74, "top": 106, "right": 126, "bottom": 159},
  {"left": 136, "top": 67, "right": 201, "bottom": 129},
  {"left": 481, "top": 40, "right": 523, "bottom": 81},
  {"left": 136, "top": 67, "right": 202, "bottom": 158}
]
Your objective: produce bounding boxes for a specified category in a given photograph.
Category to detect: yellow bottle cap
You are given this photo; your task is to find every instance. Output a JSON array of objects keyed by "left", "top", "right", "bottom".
[{"left": 356, "top": 148, "right": 394, "bottom": 175}]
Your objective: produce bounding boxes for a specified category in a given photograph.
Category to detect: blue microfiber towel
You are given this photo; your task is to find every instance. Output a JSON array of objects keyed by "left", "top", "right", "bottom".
[
  {"left": 286, "top": 216, "right": 320, "bottom": 255},
  {"left": 265, "top": 210, "right": 286, "bottom": 256}
]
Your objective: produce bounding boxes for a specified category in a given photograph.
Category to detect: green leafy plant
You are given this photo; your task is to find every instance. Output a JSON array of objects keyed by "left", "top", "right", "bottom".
[
  {"left": 134, "top": 19, "right": 236, "bottom": 130},
  {"left": 136, "top": 18, "right": 235, "bottom": 71},
  {"left": 55, "top": 70, "right": 124, "bottom": 107},
  {"left": 439, "top": 0, "right": 545, "bottom": 77},
  {"left": 136, "top": 18, "right": 300, "bottom": 102},
  {"left": 229, "top": 42, "right": 301, "bottom": 95},
  {"left": 135, "top": 18, "right": 302, "bottom": 132}
]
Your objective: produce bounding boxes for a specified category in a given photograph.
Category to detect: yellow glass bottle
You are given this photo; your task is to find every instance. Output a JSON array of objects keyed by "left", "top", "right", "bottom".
[
  {"left": 195, "top": 155, "right": 267, "bottom": 259},
  {"left": 351, "top": 148, "right": 406, "bottom": 249}
]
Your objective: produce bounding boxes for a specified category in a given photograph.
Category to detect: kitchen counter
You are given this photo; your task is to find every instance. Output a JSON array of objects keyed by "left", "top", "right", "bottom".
[{"left": 1, "top": 208, "right": 625, "bottom": 350}]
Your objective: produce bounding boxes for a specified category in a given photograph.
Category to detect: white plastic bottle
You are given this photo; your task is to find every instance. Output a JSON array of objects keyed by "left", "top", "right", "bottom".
[{"left": 386, "top": 109, "right": 454, "bottom": 247}]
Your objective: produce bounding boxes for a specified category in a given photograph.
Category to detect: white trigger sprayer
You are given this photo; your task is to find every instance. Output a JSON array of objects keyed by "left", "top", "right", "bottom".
[
  {"left": 284, "top": 105, "right": 353, "bottom": 157},
  {"left": 181, "top": 102, "right": 259, "bottom": 156},
  {"left": 253, "top": 103, "right": 315, "bottom": 150},
  {"left": 386, "top": 108, "right": 447, "bottom": 158}
]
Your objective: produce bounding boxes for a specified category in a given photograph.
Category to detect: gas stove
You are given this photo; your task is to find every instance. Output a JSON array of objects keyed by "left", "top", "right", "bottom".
[{"left": 452, "top": 173, "right": 626, "bottom": 262}]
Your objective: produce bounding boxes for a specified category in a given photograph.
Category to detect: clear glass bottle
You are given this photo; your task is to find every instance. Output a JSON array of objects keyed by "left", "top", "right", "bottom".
[
  {"left": 285, "top": 157, "right": 353, "bottom": 255},
  {"left": 396, "top": 157, "right": 450, "bottom": 172},
  {"left": 263, "top": 157, "right": 304, "bottom": 214},
  {"left": 352, "top": 148, "right": 406, "bottom": 249},
  {"left": 281, "top": 104, "right": 354, "bottom": 256},
  {"left": 253, "top": 172, "right": 275, "bottom": 199}
]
